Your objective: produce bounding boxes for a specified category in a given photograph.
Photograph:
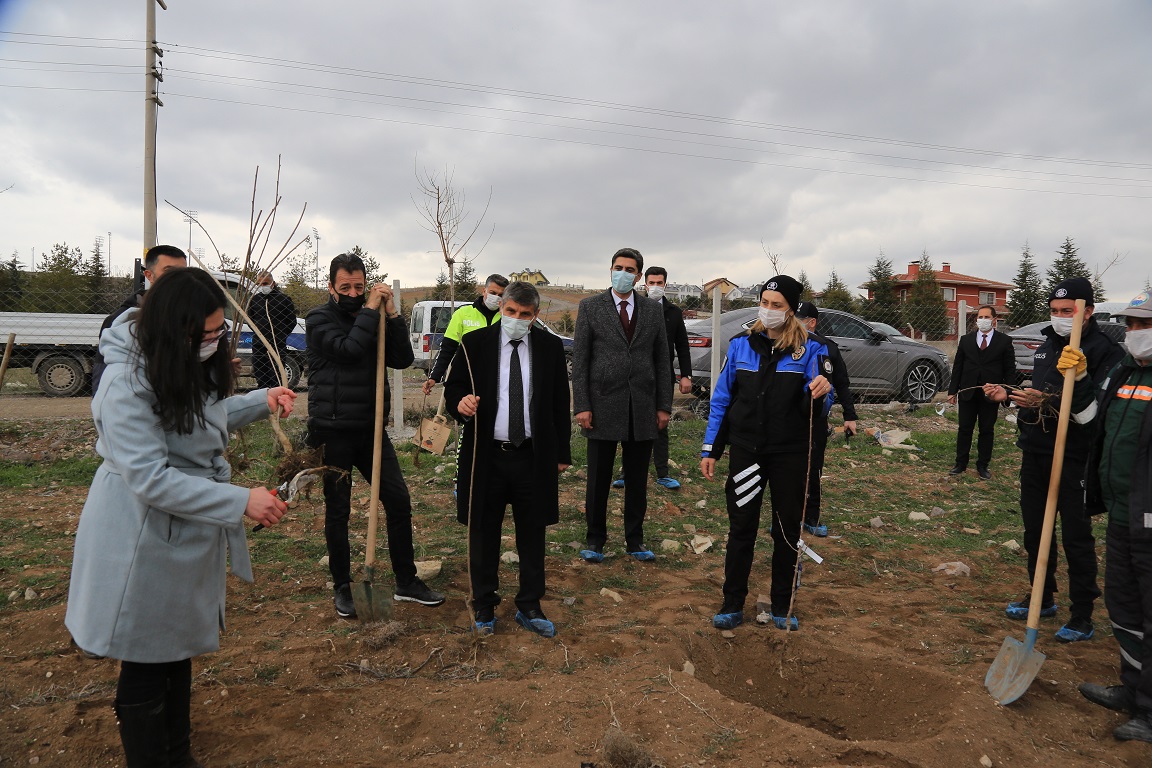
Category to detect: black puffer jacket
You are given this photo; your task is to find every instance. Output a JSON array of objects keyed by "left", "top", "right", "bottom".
[
  {"left": 305, "top": 299, "right": 414, "bottom": 433},
  {"left": 1016, "top": 316, "right": 1124, "bottom": 460}
]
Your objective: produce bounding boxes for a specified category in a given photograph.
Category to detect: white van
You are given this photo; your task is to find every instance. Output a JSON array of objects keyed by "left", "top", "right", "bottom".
[{"left": 408, "top": 300, "right": 469, "bottom": 372}]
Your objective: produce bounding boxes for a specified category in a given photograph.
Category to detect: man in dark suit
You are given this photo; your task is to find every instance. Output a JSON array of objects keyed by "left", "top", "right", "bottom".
[
  {"left": 572, "top": 248, "right": 672, "bottom": 563},
  {"left": 947, "top": 304, "right": 1015, "bottom": 480},
  {"left": 612, "top": 265, "right": 693, "bottom": 490},
  {"left": 445, "top": 282, "right": 572, "bottom": 637},
  {"left": 248, "top": 270, "right": 298, "bottom": 389}
]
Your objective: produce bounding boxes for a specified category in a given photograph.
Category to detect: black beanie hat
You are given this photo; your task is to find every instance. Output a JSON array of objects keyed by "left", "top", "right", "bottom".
[
  {"left": 795, "top": 300, "right": 819, "bottom": 320},
  {"left": 760, "top": 275, "right": 802, "bottom": 313},
  {"left": 1048, "top": 277, "right": 1094, "bottom": 306}
]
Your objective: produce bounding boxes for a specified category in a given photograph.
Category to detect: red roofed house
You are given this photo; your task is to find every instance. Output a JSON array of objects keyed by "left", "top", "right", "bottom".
[{"left": 865, "top": 262, "right": 1015, "bottom": 341}]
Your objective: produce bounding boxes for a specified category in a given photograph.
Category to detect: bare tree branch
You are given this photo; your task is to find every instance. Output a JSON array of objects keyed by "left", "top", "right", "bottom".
[{"left": 412, "top": 159, "right": 494, "bottom": 304}]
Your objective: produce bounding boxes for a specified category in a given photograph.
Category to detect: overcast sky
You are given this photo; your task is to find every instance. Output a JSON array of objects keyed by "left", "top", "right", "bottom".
[{"left": 2, "top": 1, "right": 1150, "bottom": 301}]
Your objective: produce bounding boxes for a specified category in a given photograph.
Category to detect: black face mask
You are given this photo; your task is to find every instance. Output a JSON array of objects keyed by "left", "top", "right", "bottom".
[{"left": 335, "top": 293, "right": 366, "bottom": 313}]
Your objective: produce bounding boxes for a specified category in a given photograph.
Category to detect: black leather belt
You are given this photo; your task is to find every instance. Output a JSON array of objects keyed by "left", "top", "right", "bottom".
[{"left": 494, "top": 439, "right": 532, "bottom": 451}]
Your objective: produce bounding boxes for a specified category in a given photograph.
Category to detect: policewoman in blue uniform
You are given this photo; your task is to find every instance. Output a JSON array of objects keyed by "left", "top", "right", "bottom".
[{"left": 700, "top": 276, "right": 833, "bottom": 631}]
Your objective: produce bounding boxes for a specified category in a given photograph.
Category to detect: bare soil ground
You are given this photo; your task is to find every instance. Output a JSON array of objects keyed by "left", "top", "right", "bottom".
[{"left": 0, "top": 404, "right": 1147, "bottom": 768}]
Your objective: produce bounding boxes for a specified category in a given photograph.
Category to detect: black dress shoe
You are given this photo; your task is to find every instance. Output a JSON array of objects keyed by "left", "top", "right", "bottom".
[
  {"left": 947, "top": 465, "right": 966, "bottom": 476},
  {"left": 977, "top": 467, "right": 991, "bottom": 480},
  {"left": 1114, "top": 714, "right": 1152, "bottom": 743}
]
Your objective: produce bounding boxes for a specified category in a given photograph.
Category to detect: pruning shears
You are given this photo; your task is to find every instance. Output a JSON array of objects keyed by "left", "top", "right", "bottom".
[{"left": 252, "top": 467, "right": 328, "bottom": 532}]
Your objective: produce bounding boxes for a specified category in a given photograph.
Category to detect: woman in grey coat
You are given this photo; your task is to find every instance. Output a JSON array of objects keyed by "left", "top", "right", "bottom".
[{"left": 65, "top": 268, "right": 295, "bottom": 767}]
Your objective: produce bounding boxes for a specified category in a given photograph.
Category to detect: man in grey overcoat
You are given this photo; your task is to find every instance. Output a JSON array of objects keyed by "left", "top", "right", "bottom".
[{"left": 573, "top": 247, "right": 672, "bottom": 562}]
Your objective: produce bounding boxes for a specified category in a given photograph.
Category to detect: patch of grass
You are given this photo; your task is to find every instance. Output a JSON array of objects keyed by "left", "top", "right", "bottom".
[
  {"left": 253, "top": 664, "right": 284, "bottom": 683},
  {"left": 0, "top": 455, "right": 101, "bottom": 486}
]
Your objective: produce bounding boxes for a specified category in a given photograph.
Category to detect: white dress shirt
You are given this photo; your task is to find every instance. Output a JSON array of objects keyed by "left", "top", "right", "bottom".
[
  {"left": 612, "top": 290, "right": 636, "bottom": 323},
  {"left": 494, "top": 328, "right": 533, "bottom": 442}
]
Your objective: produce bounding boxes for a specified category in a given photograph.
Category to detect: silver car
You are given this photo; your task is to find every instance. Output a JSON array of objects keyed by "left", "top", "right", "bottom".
[{"left": 687, "top": 307, "right": 951, "bottom": 404}]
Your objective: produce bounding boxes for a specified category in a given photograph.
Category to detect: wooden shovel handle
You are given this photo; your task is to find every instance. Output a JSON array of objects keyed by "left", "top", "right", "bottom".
[
  {"left": 366, "top": 311, "right": 387, "bottom": 569},
  {"left": 1026, "top": 299, "right": 1085, "bottom": 632}
]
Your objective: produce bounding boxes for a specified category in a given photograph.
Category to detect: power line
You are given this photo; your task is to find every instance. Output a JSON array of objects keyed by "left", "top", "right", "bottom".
[
  {"left": 166, "top": 91, "right": 1152, "bottom": 200},
  {"left": 164, "top": 67, "right": 1152, "bottom": 188}
]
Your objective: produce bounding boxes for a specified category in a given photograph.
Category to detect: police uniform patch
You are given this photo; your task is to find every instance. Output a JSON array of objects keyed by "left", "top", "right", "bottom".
[
  {"left": 1055, "top": 288, "right": 1068, "bottom": 298},
  {"left": 822, "top": 358, "right": 834, "bottom": 376},
  {"left": 792, "top": 347, "right": 804, "bottom": 361},
  {"left": 766, "top": 281, "right": 778, "bottom": 291}
]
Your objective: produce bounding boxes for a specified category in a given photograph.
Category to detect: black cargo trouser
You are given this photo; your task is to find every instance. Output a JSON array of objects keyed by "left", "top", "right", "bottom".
[
  {"left": 1105, "top": 521, "right": 1152, "bottom": 713},
  {"left": 1018, "top": 451, "right": 1100, "bottom": 619},
  {"left": 722, "top": 445, "right": 808, "bottom": 616}
]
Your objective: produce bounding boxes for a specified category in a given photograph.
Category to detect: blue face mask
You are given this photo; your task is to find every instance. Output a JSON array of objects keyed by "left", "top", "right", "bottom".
[
  {"left": 611, "top": 269, "right": 636, "bottom": 294},
  {"left": 501, "top": 316, "right": 532, "bottom": 341}
]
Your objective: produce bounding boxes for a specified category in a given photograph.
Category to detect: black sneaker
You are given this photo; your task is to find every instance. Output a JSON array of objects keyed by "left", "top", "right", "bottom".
[
  {"left": 1079, "top": 682, "right": 1135, "bottom": 714},
  {"left": 334, "top": 583, "right": 356, "bottom": 619},
  {"left": 394, "top": 577, "right": 445, "bottom": 606}
]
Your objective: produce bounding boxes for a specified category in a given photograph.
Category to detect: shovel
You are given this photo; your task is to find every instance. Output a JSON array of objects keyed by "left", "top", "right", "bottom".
[
  {"left": 985, "top": 298, "right": 1085, "bottom": 705},
  {"left": 350, "top": 309, "right": 393, "bottom": 622}
]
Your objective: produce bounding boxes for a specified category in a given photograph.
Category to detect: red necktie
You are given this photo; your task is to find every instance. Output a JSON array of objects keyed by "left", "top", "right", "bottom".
[
  {"left": 979, "top": 334, "right": 987, "bottom": 350},
  {"left": 619, "top": 300, "right": 633, "bottom": 341}
]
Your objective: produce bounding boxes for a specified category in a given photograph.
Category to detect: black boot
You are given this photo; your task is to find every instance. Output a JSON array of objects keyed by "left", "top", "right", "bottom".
[
  {"left": 166, "top": 663, "right": 202, "bottom": 768},
  {"left": 115, "top": 696, "right": 170, "bottom": 767}
]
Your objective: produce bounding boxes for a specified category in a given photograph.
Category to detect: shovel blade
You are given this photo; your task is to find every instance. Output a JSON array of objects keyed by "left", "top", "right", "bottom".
[
  {"left": 985, "top": 630, "right": 1046, "bottom": 705},
  {"left": 349, "top": 566, "right": 393, "bottom": 623}
]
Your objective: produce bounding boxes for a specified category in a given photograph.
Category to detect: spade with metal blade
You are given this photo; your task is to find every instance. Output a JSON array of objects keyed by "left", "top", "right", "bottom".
[
  {"left": 985, "top": 298, "right": 1085, "bottom": 705},
  {"left": 350, "top": 309, "right": 393, "bottom": 622}
]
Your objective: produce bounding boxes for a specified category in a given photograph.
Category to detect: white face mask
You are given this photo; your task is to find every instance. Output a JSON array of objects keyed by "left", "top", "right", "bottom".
[
  {"left": 501, "top": 315, "right": 532, "bottom": 341},
  {"left": 197, "top": 338, "right": 219, "bottom": 362},
  {"left": 1050, "top": 316, "right": 1074, "bottom": 337},
  {"left": 1125, "top": 328, "right": 1152, "bottom": 362},
  {"left": 610, "top": 270, "right": 636, "bottom": 294},
  {"left": 483, "top": 292, "right": 502, "bottom": 311},
  {"left": 758, "top": 308, "right": 788, "bottom": 330},
  {"left": 975, "top": 318, "right": 993, "bottom": 333},
  {"left": 646, "top": 285, "right": 665, "bottom": 301},
  {"left": 255, "top": 285, "right": 273, "bottom": 296}
]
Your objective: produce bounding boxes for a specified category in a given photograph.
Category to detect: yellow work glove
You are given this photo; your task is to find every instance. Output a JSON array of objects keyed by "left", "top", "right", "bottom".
[{"left": 1056, "top": 345, "right": 1088, "bottom": 380}]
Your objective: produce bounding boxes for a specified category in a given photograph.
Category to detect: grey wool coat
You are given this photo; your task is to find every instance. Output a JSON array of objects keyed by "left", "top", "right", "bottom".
[
  {"left": 572, "top": 289, "right": 672, "bottom": 442},
  {"left": 65, "top": 310, "right": 273, "bottom": 663}
]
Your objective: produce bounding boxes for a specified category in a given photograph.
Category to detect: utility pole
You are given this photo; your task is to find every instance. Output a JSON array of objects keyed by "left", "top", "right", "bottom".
[
  {"left": 312, "top": 227, "right": 321, "bottom": 289},
  {"left": 107, "top": 231, "right": 112, "bottom": 273},
  {"left": 144, "top": 0, "right": 168, "bottom": 252},
  {"left": 184, "top": 210, "right": 197, "bottom": 253}
]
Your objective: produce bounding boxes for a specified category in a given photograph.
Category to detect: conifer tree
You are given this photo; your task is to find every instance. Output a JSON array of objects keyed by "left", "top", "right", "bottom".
[{"left": 1006, "top": 243, "right": 1048, "bottom": 327}]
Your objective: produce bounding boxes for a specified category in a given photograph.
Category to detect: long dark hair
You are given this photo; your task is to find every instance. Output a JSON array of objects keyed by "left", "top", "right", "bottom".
[{"left": 136, "top": 268, "right": 231, "bottom": 434}]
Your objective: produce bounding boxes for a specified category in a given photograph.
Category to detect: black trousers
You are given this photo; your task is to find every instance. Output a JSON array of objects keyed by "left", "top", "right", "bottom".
[
  {"left": 117, "top": 658, "right": 192, "bottom": 707},
  {"left": 804, "top": 424, "right": 828, "bottom": 527},
  {"left": 723, "top": 446, "right": 808, "bottom": 615},
  {"left": 469, "top": 445, "right": 546, "bottom": 613},
  {"left": 586, "top": 437, "right": 653, "bottom": 550},
  {"left": 955, "top": 395, "right": 999, "bottom": 470},
  {"left": 1018, "top": 451, "right": 1100, "bottom": 619},
  {"left": 309, "top": 428, "right": 417, "bottom": 588},
  {"left": 251, "top": 348, "right": 286, "bottom": 390},
  {"left": 651, "top": 423, "right": 670, "bottom": 478},
  {"left": 1105, "top": 521, "right": 1152, "bottom": 713}
]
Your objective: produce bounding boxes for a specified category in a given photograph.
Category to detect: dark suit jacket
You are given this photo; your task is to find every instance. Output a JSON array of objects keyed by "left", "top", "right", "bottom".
[
  {"left": 445, "top": 323, "right": 572, "bottom": 526},
  {"left": 659, "top": 298, "right": 693, "bottom": 381},
  {"left": 571, "top": 289, "right": 672, "bottom": 442},
  {"left": 948, "top": 328, "right": 1015, "bottom": 401}
]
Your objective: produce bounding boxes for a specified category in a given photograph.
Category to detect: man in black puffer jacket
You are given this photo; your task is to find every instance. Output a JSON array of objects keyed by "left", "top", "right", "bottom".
[
  {"left": 986, "top": 277, "right": 1123, "bottom": 643},
  {"left": 306, "top": 252, "right": 444, "bottom": 619}
]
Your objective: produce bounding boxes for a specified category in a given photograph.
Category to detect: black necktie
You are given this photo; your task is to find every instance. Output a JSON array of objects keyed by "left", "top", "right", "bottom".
[{"left": 508, "top": 339, "right": 525, "bottom": 446}]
